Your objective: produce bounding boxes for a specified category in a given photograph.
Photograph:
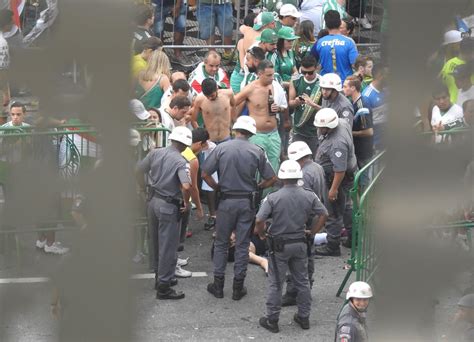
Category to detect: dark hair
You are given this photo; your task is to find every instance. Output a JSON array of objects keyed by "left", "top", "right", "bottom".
[
  {"left": 257, "top": 59, "right": 274, "bottom": 74},
  {"left": 141, "top": 37, "right": 163, "bottom": 51},
  {"left": 247, "top": 46, "right": 265, "bottom": 61},
  {"left": 172, "top": 79, "right": 190, "bottom": 93},
  {"left": 431, "top": 83, "right": 449, "bottom": 98},
  {"left": 342, "top": 18, "right": 355, "bottom": 35},
  {"left": 317, "top": 29, "right": 329, "bottom": 40},
  {"left": 169, "top": 95, "right": 191, "bottom": 109},
  {"left": 192, "top": 127, "right": 209, "bottom": 144},
  {"left": 354, "top": 55, "right": 368, "bottom": 70},
  {"left": 297, "top": 20, "right": 315, "bottom": 43},
  {"left": 372, "top": 63, "right": 386, "bottom": 79},
  {"left": 462, "top": 98, "right": 474, "bottom": 111},
  {"left": 0, "top": 9, "right": 13, "bottom": 28},
  {"left": 345, "top": 75, "right": 362, "bottom": 92},
  {"left": 10, "top": 102, "right": 26, "bottom": 113},
  {"left": 243, "top": 12, "right": 257, "bottom": 27},
  {"left": 301, "top": 55, "right": 317, "bottom": 68},
  {"left": 134, "top": 4, "right": 154, "bottom": 26},
  {"left": 277, "top": 38, "right": 285, "bottom": 54},
  {"left": 202, "top": 78, "right": 218, "bottom": 96},
  {"left": 324, "top": 10, "right": 341, "bottom": 30},
  {"left": 460, "top": 37, "right": 474, "bottom": 56}
]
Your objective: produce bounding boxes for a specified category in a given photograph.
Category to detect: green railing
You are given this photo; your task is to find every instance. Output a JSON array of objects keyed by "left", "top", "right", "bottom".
[
  {"left": 336, "top": 150, "right": 385, "bottom": 297},
  {"left": 0, "top": 124, "right": 170, "bottom": 263}
]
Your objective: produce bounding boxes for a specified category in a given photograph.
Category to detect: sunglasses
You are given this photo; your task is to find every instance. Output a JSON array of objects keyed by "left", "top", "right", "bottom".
[{"left": 301, "top": 70, "right": 315, "bottom": 75}]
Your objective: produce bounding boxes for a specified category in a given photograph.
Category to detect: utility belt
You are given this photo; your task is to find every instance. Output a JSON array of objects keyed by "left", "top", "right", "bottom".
[
  {"left": 218, "top": 191, "right": 261, "bottom": 210},
  {"left": 323, "top": 170, "right": 355, "bottom": 186},
  {"left": 151, "top": 190, "right": 183, "bottom": 209},
  {"left": 266, "top": 234, "right": 307, "bottom": 253}
]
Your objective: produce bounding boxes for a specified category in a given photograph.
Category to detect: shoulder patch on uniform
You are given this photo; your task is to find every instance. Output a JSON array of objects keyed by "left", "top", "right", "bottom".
[
  {"left": 335, "top": 151, "right": 342, "bottom": 158},
  {"left": 342, "top": 110, "right": 351, "bottom": 118},
  {"left": 340, "top": 326, "right": 351, "bottom": 334}
]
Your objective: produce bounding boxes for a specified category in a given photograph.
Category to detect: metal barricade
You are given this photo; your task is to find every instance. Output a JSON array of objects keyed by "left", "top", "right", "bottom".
[{"left": 336, "top": 149, "right": 385, "bottom": 297}]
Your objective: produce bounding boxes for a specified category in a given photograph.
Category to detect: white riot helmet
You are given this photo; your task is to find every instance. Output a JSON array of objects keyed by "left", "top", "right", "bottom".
[
  {"left": 278, "top": 160, "right": 303, "bottom": 179},
  {"left": 169, "top": 126, "right": 192, "bottom": 146},
  {"left": 457, "top": 294, "right": 474, "bottom": 308},
  {"left": 314, "top": 108, "right": 339, "bottom": 129},
  {"left": 288, "top": 141, "right": 312, "bottom": 161},
  {"left": 319, "top": 73, "right": 342, "bottom": 92},
  {"left": 346, "top": 281, "right": 373, "bottom": 300},
  {"left": 232, "top": 116, "right": 257, "bottom": 135}
]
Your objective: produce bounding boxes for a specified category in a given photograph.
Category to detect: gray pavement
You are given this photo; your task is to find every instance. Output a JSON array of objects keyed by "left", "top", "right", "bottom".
[{"left": 0, "top": 213, "right": 352, "bottom": 341}]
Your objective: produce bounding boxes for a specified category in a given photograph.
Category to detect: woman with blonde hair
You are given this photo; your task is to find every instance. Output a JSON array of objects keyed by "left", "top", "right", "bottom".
[{"left": 135, "top": 50, "right": 171, "bottom": 108}]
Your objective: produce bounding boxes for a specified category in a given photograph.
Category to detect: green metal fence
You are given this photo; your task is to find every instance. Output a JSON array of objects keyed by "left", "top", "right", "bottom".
[{"left": 336, "top": 150, "right": 385, "bottom": 297}]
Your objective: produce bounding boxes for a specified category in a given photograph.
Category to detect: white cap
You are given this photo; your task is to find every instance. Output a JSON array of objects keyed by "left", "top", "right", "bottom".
[
  {"left": 232, "top": 116, "right": 257, "bottom": 135},
  {"left": 169, "top": 126, "right": 192, "bottom": 146},
  {"left": 278, "top": 160, "right": 303, "bottom": 179},
  {"left": 288, "top": 141, "right": 312, "bottom": 161},
  {"left": 346, "top": 281, "right": 373, "bottom": 300},
  {"left": 314, "top": 108, "right": 339, "bottom": 129},
  {"left": 320, "top": 73, "right": 342, "bottom": 92},
  {"left": 279, "top": 4, "right": 301, "bottom": 18},
  {"left": 129, "top": 129, "right": 141, "bottom": 147},
  {"left": 443, "top": 30, "right": 462, "bottom": 45},
  {"left": 130, "top": 99, "right": 150, "bottom": 121}
]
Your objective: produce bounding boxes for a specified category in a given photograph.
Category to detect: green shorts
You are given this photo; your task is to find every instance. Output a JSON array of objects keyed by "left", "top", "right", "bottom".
[{"left": 249, "top": 129, "right": 281, "bottom": 174}]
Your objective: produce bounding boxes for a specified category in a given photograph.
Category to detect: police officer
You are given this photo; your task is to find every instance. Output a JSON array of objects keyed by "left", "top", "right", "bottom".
[
  {"left": 281, "top": 141, "right": 328, "bottom": 307},
  {"left": 314, "top": 108, "right": 357, "bottom": 256},
  {"left": 321, "top": 73, "right": 354, "bottom": 127},
  {"left": 335, "top": 281, "right": 373, "bottom": 342},
  {"left": 256, "top": 160, "right": 328, "bottom": 333},
  {"left": 202, "top": 116, "right": 276, "bottom": 300},
  {"left": 136, "top": 126, "right": 192, "bottom": 300},
  {"left": 451, "top": 293, "right": 474, "bottom": 341}
]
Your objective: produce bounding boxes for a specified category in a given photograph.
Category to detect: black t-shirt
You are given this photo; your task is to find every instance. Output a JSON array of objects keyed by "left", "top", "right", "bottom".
[{"left": 352, "top": 96, "right": 374, "bottom": 162}]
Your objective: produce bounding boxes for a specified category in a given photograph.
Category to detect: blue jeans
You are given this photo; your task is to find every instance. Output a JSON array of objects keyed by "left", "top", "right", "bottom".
[
  {"left": 153, "top": 0, "right": 187, "bottom": 35},
  {"left": 196, "top": 2, "right": 234, "bottom": 40}
]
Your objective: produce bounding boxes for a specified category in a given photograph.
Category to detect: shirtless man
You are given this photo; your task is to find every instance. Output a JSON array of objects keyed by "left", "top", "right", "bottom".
[
  {"left": 191, "top": 78, "right": 236, "bottom": 143},
  {"left": 234, "top": 60, "right": 289, "bottom": 173}
]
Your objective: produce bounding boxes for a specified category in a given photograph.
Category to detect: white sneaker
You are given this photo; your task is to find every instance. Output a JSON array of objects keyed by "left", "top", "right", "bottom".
[
  {"left": 36, "top": 239, "right": 47, "bottom": 249},
  {"left": 358, "top": 15, "right": 372, "bottom": 30},
  {"left": 177, "top": 257, "right": 189, "bottom": 267},
  {"left": 175, "top": 265, "right": 192, "bottom": 278},
  {"left": 44, "top": 242, "right": 69, "bottom": 255}
]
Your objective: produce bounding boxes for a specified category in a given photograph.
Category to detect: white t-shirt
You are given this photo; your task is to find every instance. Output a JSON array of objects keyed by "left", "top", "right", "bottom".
[
  {"left": 0, "top": 32, "right": 10, "bottom": 70},
  {"left": 456, "top": 85, "right": 474, "bottom": 107},
  {"left": 431, "top": 103, "right": 464, "bottom": 127}
]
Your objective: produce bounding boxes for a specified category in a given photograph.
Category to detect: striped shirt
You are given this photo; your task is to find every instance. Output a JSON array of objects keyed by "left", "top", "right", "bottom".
[{"left": 321, "top": 0, "right": 348, "bottom": 29}]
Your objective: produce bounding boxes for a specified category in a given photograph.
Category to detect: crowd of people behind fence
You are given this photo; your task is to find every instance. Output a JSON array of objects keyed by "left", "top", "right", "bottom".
[{"left": 0, "top": 1, "right": 473, "bottom": 340}]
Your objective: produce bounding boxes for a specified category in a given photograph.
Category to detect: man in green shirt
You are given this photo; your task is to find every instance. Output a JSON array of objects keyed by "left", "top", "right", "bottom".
[{"left": 288, "top": 55, "right": 320, "bottom": 156}]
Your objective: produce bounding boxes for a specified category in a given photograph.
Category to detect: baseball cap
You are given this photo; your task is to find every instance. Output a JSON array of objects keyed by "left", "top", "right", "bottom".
[
  {"left": 253, "top": 12, "right": 275, "bottom": 31},
  {"left": 257, "top": 28, "right": 278, "bottom": 44},
  {"left": 130, "top": 99, "right": 150, "bottom": 121},
  {"left": 279, "top": 4, "right": 301, "bottom": 18},
  {"left": 442, "top": 30, "right": 462, "bottom": 45},
  {"left": 277, "top": 26, "right": 299, "bottom": 40},
  {"left": 451, "top": 63, "right": 471, "bottom": 79}
]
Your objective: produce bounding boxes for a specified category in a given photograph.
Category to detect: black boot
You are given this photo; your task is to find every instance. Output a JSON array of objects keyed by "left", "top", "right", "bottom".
[
  {"left": 293, "top": 313, "right": 310, "bottom": 329},
  {"left": 259, "top": 317, "right": 279, "bottom": 333},
  {"left": 155, "top": 275, "right": 177, "bottom": 290},
  {"left": 156, "top": 283, "right": 185, "bottom": 300},
  {"left": 281, "top": 291, "right": 297, "bottom": 307},
  {"left": 232, "top": 278, "right": 247, "bottom": 300},
  {"left": 207, "top": 276, "right": 224, "bottom": 298},
  {"left": 315, "top": 237, "right": 341, "bottom": 256}
]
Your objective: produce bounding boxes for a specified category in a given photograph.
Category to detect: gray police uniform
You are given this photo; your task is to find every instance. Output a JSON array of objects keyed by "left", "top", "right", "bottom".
[
  {"left": 322, "top": 93, "right": 355, "bottom": 127},
  {"left": 202, "top": 137, "right": 275, "bottom": 280},
  {"left": 137, "top": 146, "right": 191, "bottom": 285},
  {"left": 257, "top": 185, "right": 328, "bottom": 321},
  {"left": 335, "top": 303, "right": 368, "bottom": 342},
  {"left": 315, "top": 119, "right": 357, "bottom": 249},
  {"left": 285, "top": 159, "right": 328, "bottom": 294}
]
